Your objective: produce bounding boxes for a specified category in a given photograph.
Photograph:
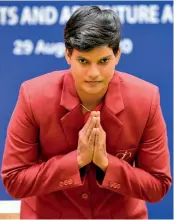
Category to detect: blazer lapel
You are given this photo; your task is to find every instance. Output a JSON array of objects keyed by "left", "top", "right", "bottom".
[
  {"left": 60, "top": 71, "right": 84, "bottom": 151},
  {"left": 101, "top": 72, "right": 124, "bottom": 155}
]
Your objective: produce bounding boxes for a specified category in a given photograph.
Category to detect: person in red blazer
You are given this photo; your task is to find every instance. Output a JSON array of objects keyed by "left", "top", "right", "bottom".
[{"left": 1, "top": 5, "right": 172, "bottom": 219}]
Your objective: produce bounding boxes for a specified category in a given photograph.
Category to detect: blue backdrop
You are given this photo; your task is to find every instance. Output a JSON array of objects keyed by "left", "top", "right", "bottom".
[{"left": 0, "top": 1, "right": 173, "bottom": 219}]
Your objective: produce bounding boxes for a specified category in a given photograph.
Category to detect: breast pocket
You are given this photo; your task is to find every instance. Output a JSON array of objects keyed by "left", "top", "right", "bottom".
[{"left": 114, "top": 148, "right": 137, "bottom": 164}]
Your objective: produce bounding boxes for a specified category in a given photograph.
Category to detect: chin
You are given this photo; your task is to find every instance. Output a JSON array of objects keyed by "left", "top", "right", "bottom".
[{"left": 83, "top": 87, "right": 103, "bottom": 94}]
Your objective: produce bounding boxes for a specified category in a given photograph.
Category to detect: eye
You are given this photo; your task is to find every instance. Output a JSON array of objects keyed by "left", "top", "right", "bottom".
[
  {"left": 78, "top": 59, "right": 88, "bottom": 64},
  {"left": 100, "top": 58, "right": 109, "bottom": 64}
]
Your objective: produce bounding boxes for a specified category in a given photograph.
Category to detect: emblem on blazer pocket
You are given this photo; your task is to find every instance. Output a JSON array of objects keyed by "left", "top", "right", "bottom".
[{"left": 116, "top": 151, "right": 132, "bottom": 160}]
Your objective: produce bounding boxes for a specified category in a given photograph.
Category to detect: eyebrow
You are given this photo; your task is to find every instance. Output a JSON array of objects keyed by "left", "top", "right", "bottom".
[{"left": 76, "top": 55, "right": 113, "bottom": 62}]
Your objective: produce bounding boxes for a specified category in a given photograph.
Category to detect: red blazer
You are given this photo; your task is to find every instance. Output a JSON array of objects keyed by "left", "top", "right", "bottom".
[{"left": 1, "top": 69, "right": 172, "bottom": 219}]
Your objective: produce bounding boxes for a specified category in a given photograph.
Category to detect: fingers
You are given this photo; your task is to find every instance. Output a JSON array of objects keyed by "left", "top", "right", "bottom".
[
  {"left": 94, "top": 128, "right": 100, "bottom": 147},
  {"left": 83, "top": 111, "right": 98, "bottom": 132},
  {"left": 83, "top": 114, "right": 92, "bottom": 132},
  {"left": 95, "top": 115, "right": 100, "bottom": 129},
  {"left": 84, "top": 111, "right": 100, "bottom": 136},
  {"left": 86, "top": 116, "right": 97, "bottom": 139},
  {"left": 91, "top": 111, "right": 100, "bottom": 117},
  {"left": 88, "top": 127, "right": 96, "bottom": 147}
]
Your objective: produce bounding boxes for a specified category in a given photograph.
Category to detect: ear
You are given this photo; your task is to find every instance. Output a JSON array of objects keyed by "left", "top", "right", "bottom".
[
  {"left": 65, "top": 49, "right": 71, "bottom": 65},
  {"left": 115, "top": 48, "right": 121, "bottom": 66}
]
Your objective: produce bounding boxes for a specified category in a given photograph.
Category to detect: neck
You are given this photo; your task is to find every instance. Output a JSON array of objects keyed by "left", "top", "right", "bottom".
[{"left": 76, "top": 87, "right": 107, "bottom": 111}]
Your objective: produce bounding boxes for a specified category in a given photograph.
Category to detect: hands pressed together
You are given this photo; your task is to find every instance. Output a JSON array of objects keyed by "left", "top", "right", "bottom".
[{"left": 77, "top": 111, "right": 108, "bottom": 171}]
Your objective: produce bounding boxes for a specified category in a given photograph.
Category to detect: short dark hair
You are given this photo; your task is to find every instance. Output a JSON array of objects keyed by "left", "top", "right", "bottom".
[{"left": 64, "top": 5, "right": 121, "bottom": 55}]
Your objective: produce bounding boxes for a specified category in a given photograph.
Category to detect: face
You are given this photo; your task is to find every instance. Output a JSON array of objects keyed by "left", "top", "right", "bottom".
[{"left": 65, "top": 46, "right": 120, "bottom": 95}]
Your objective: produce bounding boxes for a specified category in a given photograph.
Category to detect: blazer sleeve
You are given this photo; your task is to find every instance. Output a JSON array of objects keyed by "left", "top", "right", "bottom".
[
  {"left": 98, "top": 87, "right": 172, "bottom": 203},
  {"left": 1, "top": 83, "right": 84, "bottom": 199}
]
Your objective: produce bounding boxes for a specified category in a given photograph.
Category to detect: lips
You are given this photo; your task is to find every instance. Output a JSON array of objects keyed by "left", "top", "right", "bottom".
[{"left": 86, "top": 81, "right": 101, "bottom": 83}]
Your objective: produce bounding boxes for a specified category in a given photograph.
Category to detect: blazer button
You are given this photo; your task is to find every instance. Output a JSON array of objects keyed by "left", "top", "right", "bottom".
[
  {"left": 117, "top": 184, "right": 121, "bottom": 189},
  {"left": 113, "top": 183, "right": 120, "bottom": 189},
  {"left": 59, "top": 181, "right": 64, "bottom": 187},
  {"left": 81, "top": 193, "right": 89, "bottom": 199},
  {"left": 68, "top": 179, "right": 73, "bottom": 185},
  {"left": 64, "top": 180, "right": 68, "bottom": 185},
  {"left": 109, "top": 182, "right": 115, "bottom": 188}
]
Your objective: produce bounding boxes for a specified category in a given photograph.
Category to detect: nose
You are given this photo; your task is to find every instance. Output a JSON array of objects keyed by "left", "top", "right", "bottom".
[{"left": 87, "top": 64, "right": 100, "bottom": 79}]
